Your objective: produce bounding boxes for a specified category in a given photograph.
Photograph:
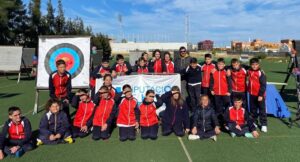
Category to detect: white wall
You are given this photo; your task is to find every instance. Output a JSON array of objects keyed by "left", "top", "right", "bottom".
[{"left": 111, "top": 42, "right": 188, "bottom": 52}]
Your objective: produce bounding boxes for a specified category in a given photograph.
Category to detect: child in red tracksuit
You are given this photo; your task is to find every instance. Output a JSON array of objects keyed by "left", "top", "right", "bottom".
[
  {"left": 248, "top": 58, "right": 267, "bottom": 133},
  {"left": 164, "top": 52, "right": 175, "bottom": 74},
  {"left": 148, "top": 49, "right": 166, "bottom": 73},
  {"left": 227, "top": 58, "right": 249, "bottom": 109},
  {"left": 116, "top": 84, "right": 139, "bottom": 141},
  {"left": 49, "top": 59, "right": 72, "bottom": 119},
  {"left": 133, "top": 57, "right": 149, "bottom": 74},
  {"left": 92, "top": 86, "right": 117, "bottom": 140},
  {"left": 0, "top": 107, "right": 33, "bottom": 158},
  {"left": 210, "top": 58, "right": 232, "bottom": 124},
  {"left": 138, "top": 90, "right": 163, "bottom": 140},
  {"left": 201, "top": 53, "right": 215, "bottom": 95},
  {"left": 224, "top": 96, "right": 259, "bottom": 138},
  {"left": 112, "top": 54, "right": 132, "bottom": 76},
  {"left": 71, "top": 89, "right": 95, "bottom": 138}
]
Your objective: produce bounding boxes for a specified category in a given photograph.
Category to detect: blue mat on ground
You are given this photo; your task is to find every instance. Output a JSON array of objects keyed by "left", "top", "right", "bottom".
[{"left": 265, "top": 84, "right": 291, "bottom": 118}]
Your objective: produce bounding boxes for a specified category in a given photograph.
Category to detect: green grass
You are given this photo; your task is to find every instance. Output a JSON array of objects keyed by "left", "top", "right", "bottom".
[{"left": 0, "top": 59, "right": 299, "bottom": 162}]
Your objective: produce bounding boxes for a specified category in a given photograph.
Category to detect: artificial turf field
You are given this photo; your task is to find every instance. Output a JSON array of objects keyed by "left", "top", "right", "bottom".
[{"left": 0, "top": 59, "right": 299, "bottom": 162}]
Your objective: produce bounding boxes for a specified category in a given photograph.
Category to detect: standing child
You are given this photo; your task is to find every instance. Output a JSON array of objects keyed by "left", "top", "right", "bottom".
[
  {"left": 0, "top": 107, "right": 33, "bottom": 158},
  {"left": 37, "top": 99, "right": 73, "bottom": 145},
  {"left": 227, "top": 58, "right": 248, "bottom": 109},
  {"left": 71, "top": 89, "right": 95, "bottom": 138},
  {"left": 134, "top": 57, "right": 149, "bottom": 74},
  {"left": 181, "top": 57, "right": 202, "bottom": 112},
  {"left": 189, "top": 95, "right": 220, "bottom": 141},
  {"left": 149, "top": 49, "right": 166, "bottom": 73},
  {"left": 210, "top": 58, "right": 232, "bottom": 124},
  {"left": 225, "top": 96, "right": 259, "bottom": 138},
  {"left": 201, "top": 54, "right": 215, "bottom": 96},
  {"left": 112, "top": 54, "right": 132, "bottom": 75},
  {"left": 49, "top": 59, "right": 72, "bottom": 118},
  {"left": 248, "top": 58, "right": 267, "bottom": 132},
  {"left": 161, "top": 86, "right": 190, "bottom": 137},
  {"left": 164, "top": 52, "right": 175, "bottom": 74},
  {"left": 138, "top": 90, "right": 163, "bottom": 140},
  {"left": 116, "top": 84, "right": 139, "bottom": 141},
  {"left": 92, "top": 86, "right": 117, "bottom": 140}
]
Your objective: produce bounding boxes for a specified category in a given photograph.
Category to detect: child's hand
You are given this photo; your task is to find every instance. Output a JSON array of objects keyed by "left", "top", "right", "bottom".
[
  {"left": 215, "top": 126, "right": 221, "bottom": 135},
  {"left": 235, "top": 125, "right": 242, "bottom": 131},
  {"left": 81, "top": 125, "right": 88, "bottom": 133},
  {"left": 258, "top": 96, "right": 263, "bottom": 101},
  {"left": 10, "top": 146, "right": 20, "bottom": 154},
  {"left": 192, "top": 127, "right": 197, "bottom": 135},
  {"left": 185, "top": 129, "right": 190, "bottom": 134},
  {"left": 49, "top": 134, "right": 56, "bottom": 141},
  {"left": 55, "top": 133, "right": 62, "bottom": 139},
  {"left": 211, "top": 68, "right": 216, "bottom": 73},
  {"left": 0, "top": 150, "right": 4, "bottom": 160},
  {"left": 226, "top": 93, "right": 231, "bottom": 96},
  {"left": 211, "top": 91, "right": 215, "bottom": 95},
  {"left": 252, "top": 131, "right": 259, "bottom": 138},
  {"left": 63, "top": 99, "right": 69, "bottom": 104},
  {"left": 135, "top": 122, "right": 139, "bottom": 129},
  {"left": 101, "top": 123, "right": 108, "bottom": 131},
  {"left": 226, "top": 70, "right": 231, "bottom": 76}
]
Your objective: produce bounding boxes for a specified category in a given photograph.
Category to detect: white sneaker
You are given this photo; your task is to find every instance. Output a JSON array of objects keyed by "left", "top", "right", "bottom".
[
  {"left": 230, "top": 132, "right": 236, "bottom": 138},
  {"left": 188, "top": 134, "right": 200, "bottom": 140},
  {"left": 261, "top": 126, "right": 267, "bottom": 133},
  {"left": 210, "top": 135, "right": 217, "bottom": 142}
]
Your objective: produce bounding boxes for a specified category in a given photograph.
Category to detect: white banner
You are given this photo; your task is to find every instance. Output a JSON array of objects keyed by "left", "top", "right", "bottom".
[
  {"left": 37, "top": 37, "right": 90, "bottom": 88},
  {"left": 96, "top": 74, "right": 181, "bottom": 102},
  {"left": 0, "top": 46, "right": 23, "bottom": 72}
]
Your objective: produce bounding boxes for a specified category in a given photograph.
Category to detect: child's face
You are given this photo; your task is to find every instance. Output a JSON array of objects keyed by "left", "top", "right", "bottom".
[
  {"left": 104, "top": 77, "right": 112, "bottom": 86},
  {"left": 173, "top": 93, "right": 180, "bottom": 100},
  {"left": 145, "top": 93, "right": 155, "bottom": 102},
  {"left": 139, "top": 60, "right": 145, "bottom": 67},
  {"left": 143, "top": 54, "right": 148, "bottom": 60},
  {"left": 217, "top": 62, "right": 225, "bottom": 70},
  {"left": 102, "top": 62, "right": 109, "bottom": 68},
  {"left": 123, "top": 88, "right": 132, "bottom": 98},
  {"left": 232, "top": 62, "right": 241, "bottom": 70},
  {"left": 190, "top": 63, "right": 198, "bottom": 69},
  {"left": 155, "top": 52, "right": 161, "bottom": 59},
  {"left": 234, "top": 100, "right": 243, "bottom": 109},
  {"left": 9, "top": 110, "right": 21, "bottom": 123},
  {"left": 251, "top": 63, "right": 260, "bottom": 70},
  {"left": 80, "top": 94, "right": 88, "bottom": 101},
  {"left": 99, "top": 89, "right": 109, "bottom": 99},
  {"left": 165, "top": 55, "right": 170, "bottom": 62},
  {"left": 57, "top": 64, "right": 66, "bottom": 74},
  {"left": 205, "top": 57, "right": 212, "bottom": 64},
  {"left": 50, "top": 103, "right": 60, "bottom": 114},
  {"left": 117, "top": 59, "right": 124, "bottom": 65},
  {"left": 200, "top": 96, "right": 209, "bottom": 107}
]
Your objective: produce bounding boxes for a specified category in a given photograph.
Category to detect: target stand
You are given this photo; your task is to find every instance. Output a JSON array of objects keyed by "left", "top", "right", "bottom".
[{"left": 34, "top": 36, "right": 91, "bottom": 114}]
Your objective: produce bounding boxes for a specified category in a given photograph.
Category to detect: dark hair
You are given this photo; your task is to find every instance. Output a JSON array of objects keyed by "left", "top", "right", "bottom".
[
  {"left": 116, "top": 54, "right": 124, "bottom": 61},
  {"left": 56, "top": 59, "right": 66, "bottom": 66},
  {"left": 152, "top": 49, "right": 161, "bottom": 57},
  {"left": 231, "top": 58, "right": 239, "bottom": 64},
  {"left": 190, "top": 57, "right": 198, "bottom": 64},
  {"left": 141, "top": 52, "right": 148, "bottom": 57},
  {"left": 122, "top": 84, "right": 132, "bottom": 91},
  {"left": 233, "top": 95, "right": 243, "bottom": 102},
  {"left": 146, "top": 90, "right": 155, "bottom": 96},
  {"left": 103, "top": 74, "right": 112, "bottom": 81},
  {"left": 102, "top": 58, "right": 109, "bottom": 63},
  {"left": 179, "top": 46, "right": 186, "bottom": 51},
  {"left": 204, "top": 53, "right": 212, "bottom": 58},
  {"left": 77, "top": 89, "right": 88, "bottom": 94},
  {"left": 164, "top": 51, "right": 172, "bottom": 60},
  {"left": 138, "top": 57, "right": 145, "bottom": 62},
  {"left": 45, "top": 98, "right": 60, "bottom": 112},
  {"left": 250, "top": 58, "right": 259, "bottom": 64},
  {"left": 8, "top": 106, "right": 21, "bottom": 115},
  {"left": 217, "top": 58, "right": 225, "bottom": 63},
  {"left": 99, "top": 85, "right": 109, "bottom": 91}
]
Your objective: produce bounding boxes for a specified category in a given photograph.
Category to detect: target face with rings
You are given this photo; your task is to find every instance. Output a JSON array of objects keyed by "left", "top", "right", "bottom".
[{"left": 44, "top": 43, "right": 84, "bottom": 78}]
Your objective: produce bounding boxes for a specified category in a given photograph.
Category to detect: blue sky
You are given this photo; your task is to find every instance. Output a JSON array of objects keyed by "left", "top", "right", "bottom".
[{"left": 23, "top": 0, "right": 300, "bottom": 46}]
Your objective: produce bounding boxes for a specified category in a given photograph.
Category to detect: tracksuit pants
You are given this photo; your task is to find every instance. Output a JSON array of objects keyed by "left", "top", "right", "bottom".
[
  {"left": 119, "top": 126, "right": 136, "bottom": 141},
  {"left": 92, "top": 126, "right": 110, "bottom": 140},
  {"left": 72, "top": 126, "right": 90, "bottom": 138},
  {"left": 3, "top": 139, "right": 33, "bottom": 156},
  {"left": 187, "top": 84, "right": 201, "bottom": 112},
  {"left": 38, "top": 131, "right": 71, "bottom": 145},
  {"left": 141, "top": 124, "right": 159, "bottom": 140},
  {"left": 196, "top": 129, "right": 216, "bottom": 139},
  {"left": 249, "top": 95, "right": 267, "bottom": 126},
  {"left": 228, "top": 124, "right": 250, "bottom": 136},
  {"left": 59, "top": 98, "right": 70, "bottom": 121},
  {"left": 162, "top": 123, "right": 185, "bottom": 137},
  {"left": 231, "top": 92, "right": 248, "bottom": 110},
  {"left": 214, "top": 95, "right": 231, "bottom": 124}
]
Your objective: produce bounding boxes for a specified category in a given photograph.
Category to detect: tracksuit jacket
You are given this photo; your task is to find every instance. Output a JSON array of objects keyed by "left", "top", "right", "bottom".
[
  {"left": 49, "top": 71, "right": 72, "bottom": 100},
  {"left": 247, "top": 68, "right": 267, "bottom": 96},
  {"left": 138, "top": 95, "right": 163, "bottom": 127},
  {"left": 71, "top": 96, "right": 95, "bottom": 128},
  {"left": 210, "top": 68, "right": 232, "bottom": 95},
  {"left": 192, "top": 106, "right": 219, "bottom": 132},
  {"left": 116, "top": 97, "right": 139, "bottom": 127},
  {"left": 111, "top": 62, "right": 132, "bottom": 75}
]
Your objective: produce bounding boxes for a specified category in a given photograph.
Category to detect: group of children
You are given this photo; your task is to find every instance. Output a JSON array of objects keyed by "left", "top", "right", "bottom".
[{"left": 0, "top": 47, "right": 267, "bottom": 159}]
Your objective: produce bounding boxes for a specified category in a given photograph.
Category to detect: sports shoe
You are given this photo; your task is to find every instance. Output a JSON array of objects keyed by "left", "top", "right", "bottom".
[
  {"left": 188, "top": 134, "right": 200, "bottom": 140},
  {"left": 210, "top": 135, "right": 217, "bottom": 142},
  {"left": 36, "top": 139, "right": 43, "bottom": 146},
  {"left": 64, "top": 136, "right": 74, "bottom": 144},
  {"left": 245, "top": 133, "right": 254, "bottom": 138},
  {"left": 261, "top": 126, "right": 267, "bottom": 133},
  {"left": 230, "top": 132, "right": 236, "bottom": 138}
]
